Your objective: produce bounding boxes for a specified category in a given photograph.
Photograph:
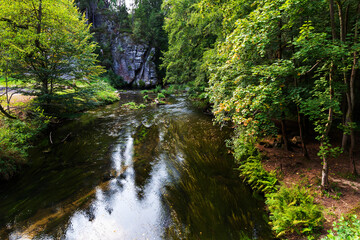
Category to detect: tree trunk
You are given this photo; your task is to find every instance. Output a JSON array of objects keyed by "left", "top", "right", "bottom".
[
  {"left": 5, "top": 73, "right": 10, "bottom": 112},
  {"left": 297, "top": 107, "right": 309, "bottom": 158},
  {"left": 329, "top": 0, "right": 338, "bottom": 40},
  {"left": 280, "top": 112, "right": 291, "bottom": 151},
  {"left": 322, "top": 63, "right": 334, "bottom": 189},
  {"left": 0, "top": 104, "right": 16, "bottom": 119},
  {"left": 321, "top": 148, "right": 329, "bottom": 188},
  {"left": 342, "top": 2, "right": 360, "bottom": 173}
]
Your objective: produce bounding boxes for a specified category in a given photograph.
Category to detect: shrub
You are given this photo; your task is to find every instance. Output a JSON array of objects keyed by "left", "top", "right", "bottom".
[
  {"left": 161, "top": 88, "right": 173, "bottom": 96},
  {"left": 0, "top": 107, "right": 50, "bottom": 179},
  {"left": 153, "top": 85, "right": 162, "bottom": 93},
  {"left": 266, "top": 185, "right": 324, "bottom": 238},
  {"left": 322, "top": 215, "right": 360, "bottom": 240},
  {"left": 157, "top": 93, "right": 166, "bottom": 99},
  {"left": 122, "top": 102, "right": 146, "bottom": 110},
  {"left": 239, "top": 155, "right": 279, "bottom": 194}
]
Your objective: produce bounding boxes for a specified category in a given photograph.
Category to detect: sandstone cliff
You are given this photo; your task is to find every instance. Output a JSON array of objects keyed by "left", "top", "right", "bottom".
[{"left": 111, "top": 34, "right": 158, "bottom": 88}]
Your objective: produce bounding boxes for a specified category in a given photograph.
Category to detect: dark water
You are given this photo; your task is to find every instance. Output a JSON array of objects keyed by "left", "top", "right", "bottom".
[{"left": 0, "top": 92, "right": 272, "bottom": 240}]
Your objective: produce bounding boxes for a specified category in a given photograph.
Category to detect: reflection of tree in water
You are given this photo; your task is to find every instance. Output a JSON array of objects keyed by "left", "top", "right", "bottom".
[
  {"left": 162, "top": 119, "right": 272, "bottom": 240},
  {"left": 132, "top": 124, "right": 159, "bottom": 200}
]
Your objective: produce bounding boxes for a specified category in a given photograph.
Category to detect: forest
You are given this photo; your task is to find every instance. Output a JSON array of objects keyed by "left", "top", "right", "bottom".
[{"left": 1, "top": 0, "right": 360, "bottom": 239}]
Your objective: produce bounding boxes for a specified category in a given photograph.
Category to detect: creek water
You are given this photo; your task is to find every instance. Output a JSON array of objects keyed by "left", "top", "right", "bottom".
[{"left": 0, "top": 92, "right": 272, "bottom": 240}]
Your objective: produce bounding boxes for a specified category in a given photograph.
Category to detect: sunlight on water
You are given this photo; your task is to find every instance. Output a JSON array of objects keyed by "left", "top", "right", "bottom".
[
  {"left": 0, "top": 93, "right": 272, "bottom": 239},
  {"left": 64, "top": 126, "right": 170, "bottom": 240}
]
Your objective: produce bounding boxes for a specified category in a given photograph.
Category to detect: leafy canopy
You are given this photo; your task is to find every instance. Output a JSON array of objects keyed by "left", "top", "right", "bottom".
[{"left": 0, "top": 0, "right": 104, "bottom": 99}]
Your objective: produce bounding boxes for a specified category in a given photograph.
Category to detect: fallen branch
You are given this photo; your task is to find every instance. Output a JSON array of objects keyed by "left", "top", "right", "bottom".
[
  {"left": 49, "top": 131, "right": 53, "bottom": 144},
  {"left": 61, "top": 132, "right": 72, "bottom": 143}
]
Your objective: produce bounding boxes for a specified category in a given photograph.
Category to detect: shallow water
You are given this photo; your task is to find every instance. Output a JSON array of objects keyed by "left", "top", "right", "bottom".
[{"left": 0, "top": 92, "right": 272, "bottom": 239}]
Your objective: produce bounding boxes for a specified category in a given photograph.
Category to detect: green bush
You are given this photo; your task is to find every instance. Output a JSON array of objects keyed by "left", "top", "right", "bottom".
[
  {"left": 153, "top": 85, "right": 162, "bottom": 93},
  {"left": 266, "top": 185, "right": 324, "bottom": 238},
  {"left": 122, "top": 102, "right": 146, "bottom": 110},
  {"left": 157, "top": 93, "right": 166, "bottom": 99},
  {"left": 322, "top": 215, "right": 360, "bottom": 240},
  {"left": 239, "top": 155, "right": 279, "bottom": 194},
  {"left": 0, "top": 107, "right": 50, "bottom": 179},
  {"left": 104, "top": 70, "right": 126, "bottom": 89},
  {"left": 161, "top": 88, "right": 173, "bottom": 96}
]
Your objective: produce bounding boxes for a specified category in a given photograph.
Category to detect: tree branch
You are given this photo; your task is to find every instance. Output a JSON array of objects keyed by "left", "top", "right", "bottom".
[{"left": 0, "top": 17, "right": 29, "bottom": 29}]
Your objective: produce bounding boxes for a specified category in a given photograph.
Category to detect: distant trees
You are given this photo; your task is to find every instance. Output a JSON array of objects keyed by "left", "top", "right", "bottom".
[
  {"left": 162, "top": 0, "right": 360, "bottom": 188},
  {"left": 0, "top": 0, "right": 104, "bottom": 111}
]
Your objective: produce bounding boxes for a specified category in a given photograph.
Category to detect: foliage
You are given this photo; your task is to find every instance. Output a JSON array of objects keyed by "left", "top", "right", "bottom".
[
  {"left": 103, "top": 70, "right": 127, "bottom": 89},
  {"left": 153, "top": 85, "right": 162, "bottom": 94},
  {"left": 132, "top": 0, "right": 167, "bottom": 48},
  {"left": 157, "top": 93, "right": 166, "bottom": 99},
  {"left": 29, "top": 80, "right": 119, "bottom": 117},
  {"left": 0, "top": 0, "right": 105, "bottom": 110},
  {"left": 322, "top": 215, "right": 360, "bottom": 240},
  {"left": 0, "top": 106, "right": 50, "bottom": 179},
  {"left": 239, "top": 155, "right": 279, "bottom": 194},
  {"left": 122, "top": 101, "right": 146, "bottom": 110},
  {"left": 266, "top": 185, "right": 324, "bottom": 238}
]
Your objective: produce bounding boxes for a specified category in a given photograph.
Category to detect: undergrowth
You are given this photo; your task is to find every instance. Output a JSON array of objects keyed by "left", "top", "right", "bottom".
[
  {"left": 234, "top": 137, "right": 324, "bottom": 238},
  {"left": 0, "top": 107, "right": 51, "bottom": 180},
  {"left": 322, "top": 215, "right": 360, "bottom": 239},
  {"left": 266, "top": 186, "right": 324, "bottom": 238}
]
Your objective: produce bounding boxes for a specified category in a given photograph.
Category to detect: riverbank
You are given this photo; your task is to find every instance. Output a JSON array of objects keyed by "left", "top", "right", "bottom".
[
  {"left": 0, "top": 80, "right": 120, "bottom": 181},
  {"left": 257, "top": 139, "right": 360, "bottom": 238}
]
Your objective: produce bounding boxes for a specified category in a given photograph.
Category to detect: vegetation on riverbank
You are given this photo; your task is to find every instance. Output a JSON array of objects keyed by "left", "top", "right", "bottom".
[
  {"left": 0, "top": 0, "right": 120, "bottom": 179},
  {"left": 161, "top": 0, "right": 360, "bottom": 238},
  {"left": 0, "top": 78, "right": 119, "bottom": 180}
]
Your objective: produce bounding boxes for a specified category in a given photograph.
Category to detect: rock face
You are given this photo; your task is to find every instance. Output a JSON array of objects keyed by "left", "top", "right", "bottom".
[{"left": 112, "top": 34, "right": 158, "bottom": 88}]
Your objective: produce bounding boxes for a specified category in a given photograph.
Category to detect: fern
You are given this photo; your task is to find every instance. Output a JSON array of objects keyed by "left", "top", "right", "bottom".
[
  {"left": 238, "top": 155, "right": 279, "bottom": 194},
  {"left": 266, "top": 185, "right": 324, "bottom": 237}
]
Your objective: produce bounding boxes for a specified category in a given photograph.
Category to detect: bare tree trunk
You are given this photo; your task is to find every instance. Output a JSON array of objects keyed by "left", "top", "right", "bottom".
[
  {"left": 342, "top": 2, "right": 360, "bottom": 174},
  {"left": 5, "top": 73, "right": 10, "bottom": 112},
  {"left": 297, "top": 106, "right": 309, "bottom": 158},
  {"left": 281, "top": 112, "right": 291, "bottom": 151},
  {"left": 322, "top": 62, "right": 334, "bottom": 189},
  {"left": 321, "top": 147, "right": 329, "bottom": 188},
  {"left": 329, "top": 0, "right": 338, "bottom": 40}
]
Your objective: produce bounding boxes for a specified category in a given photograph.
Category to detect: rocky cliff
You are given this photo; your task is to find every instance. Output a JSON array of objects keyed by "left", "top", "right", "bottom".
[{"left": 111, "top": 34, "right": 158, "bottom": 88}]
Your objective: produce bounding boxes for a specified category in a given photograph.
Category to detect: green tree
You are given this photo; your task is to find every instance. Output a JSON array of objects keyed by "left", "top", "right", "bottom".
[
  {"left": 133, "top": 0, "right": 167, "bottom": 48},
  {"left": 0, "top": 0, "right": 104, "bottom": 110}
]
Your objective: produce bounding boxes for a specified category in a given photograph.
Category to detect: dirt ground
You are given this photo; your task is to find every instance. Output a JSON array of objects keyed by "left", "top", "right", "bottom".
[
  {"left": 257, "top": 133, "right": 360, "bottom": 238},
  {"left": 0, "top": 94, "right": 34, "bottom": 118}
]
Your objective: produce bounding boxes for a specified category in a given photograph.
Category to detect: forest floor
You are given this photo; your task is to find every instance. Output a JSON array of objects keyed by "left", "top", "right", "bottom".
[{"left": 258, "top": 132, "right": 360, "bottom": 238}]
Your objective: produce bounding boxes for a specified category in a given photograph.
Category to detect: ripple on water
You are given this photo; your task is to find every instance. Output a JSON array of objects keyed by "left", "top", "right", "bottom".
[{"left": 0, "top": 93, "right": 272, "bottom": 240}]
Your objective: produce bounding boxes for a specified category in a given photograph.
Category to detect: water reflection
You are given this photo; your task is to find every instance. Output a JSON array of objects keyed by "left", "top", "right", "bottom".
[
  {"left": 132, "top": 124, "right": 160, "bottom": 200},
  {"left": 162, "top": 119, "right": 271, "bottom": 240},
  {"left": 0, "top": 94, "right": 272, "bottom": 239}
]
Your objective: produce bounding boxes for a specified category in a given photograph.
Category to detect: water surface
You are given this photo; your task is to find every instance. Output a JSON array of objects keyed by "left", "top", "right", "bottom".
[{"left": 0, "top": 92, "right": 272, "bottom": 239}]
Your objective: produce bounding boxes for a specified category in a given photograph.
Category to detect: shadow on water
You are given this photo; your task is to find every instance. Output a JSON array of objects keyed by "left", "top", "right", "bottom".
[
  {"left": 162, "top": 118, "right": 271, "bottom": 240},
  {"left": 0, "top": 92, "right": 273, "bottom": 239}
]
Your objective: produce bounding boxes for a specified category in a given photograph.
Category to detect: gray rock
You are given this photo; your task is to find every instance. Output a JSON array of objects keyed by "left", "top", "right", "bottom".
[{"left": 111, "top": 34, "right": 158, "bottom": 88}]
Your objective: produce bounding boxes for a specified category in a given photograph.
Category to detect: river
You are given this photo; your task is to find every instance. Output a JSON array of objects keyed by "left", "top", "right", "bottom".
[{"left": 0, "top": 92, "right": 272, "bottom": 240}]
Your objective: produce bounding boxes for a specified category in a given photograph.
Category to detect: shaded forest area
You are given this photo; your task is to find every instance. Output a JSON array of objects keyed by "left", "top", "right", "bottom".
[
  {"left": 1, "top": 0, "right": 360, "bottom": 239},
  {"left": 159, "top": 0, "right": 360, "bottom": 238}
]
